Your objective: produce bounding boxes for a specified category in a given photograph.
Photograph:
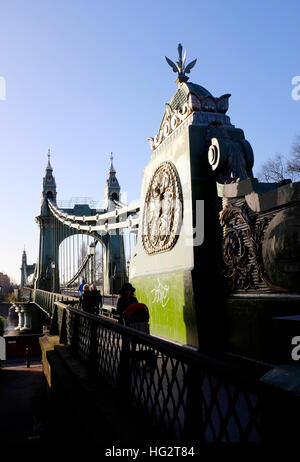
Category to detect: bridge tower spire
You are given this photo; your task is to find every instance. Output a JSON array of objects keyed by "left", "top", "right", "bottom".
[
  {"left": 35, "top": 150, "right": 59, "bottom": 291},
  {"left": 109, "top": 151, "right": 115, "bottom": 172},
  {"left": 41, "top": 148, "right": 57, "bottom": 215},
  {"left": 101, "top": 154, "right": 126, "bottom": 293},
  {"left": 20, "top": 249, "right": 27, "bottom": 287},
  {"left": 104, "top": 152, "right": 120, "bottom": 211}
]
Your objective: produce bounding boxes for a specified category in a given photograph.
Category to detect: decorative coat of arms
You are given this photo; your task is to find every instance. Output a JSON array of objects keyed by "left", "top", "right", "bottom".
[{"left": 142, "top": 161, "right": 183, "bottom": 255}]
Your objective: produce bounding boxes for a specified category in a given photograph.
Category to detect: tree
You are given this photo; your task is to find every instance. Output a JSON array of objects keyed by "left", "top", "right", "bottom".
[
  {"left": 257, "top": 136, "right": 300, "bottom": 182},
  {"left": 287, "top": 136, "right": 300, "bottom": 177},
  {"left": 0, "top": 272, "right": 13, "bottom": 294}
]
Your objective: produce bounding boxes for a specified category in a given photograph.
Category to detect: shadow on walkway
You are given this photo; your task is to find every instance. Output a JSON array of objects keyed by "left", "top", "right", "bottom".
[{"left": 0, "top": 358, "right": 59, "bottom": 442}]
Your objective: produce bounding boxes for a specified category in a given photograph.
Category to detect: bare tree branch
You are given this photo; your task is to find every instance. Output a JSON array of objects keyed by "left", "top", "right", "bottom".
[
  {"left": 257, "top": 153, "right": 288, "bottom": 182},
  {"left": 257, "top": 135, "right": 300, "bottom": 182},
  {"left": 287, "top": 135, "right": 300, "bottom": 177}
]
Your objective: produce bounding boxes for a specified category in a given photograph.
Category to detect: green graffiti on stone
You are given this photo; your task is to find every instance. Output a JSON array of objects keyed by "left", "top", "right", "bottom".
[{"left": 132, "top": 271, "right": 198, "bottom": 347}]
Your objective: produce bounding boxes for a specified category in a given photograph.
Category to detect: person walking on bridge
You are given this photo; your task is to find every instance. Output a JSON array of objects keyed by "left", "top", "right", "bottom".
[
  {"left": 79, "top": 284, "right": 93, "bottom": 313},
  {"left": 116, "top": 283, "right": 138, "bottom": 324},
  {"left": 78, "top": 279, "right": 86, "bottom": 295},
  {"left": 90, "top": 283, "right": 102, "bottom": 315}
]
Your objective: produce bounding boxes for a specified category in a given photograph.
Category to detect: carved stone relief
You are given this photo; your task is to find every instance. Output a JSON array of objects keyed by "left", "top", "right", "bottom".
[
  {"left": 142, "top": 161, "right": 183, "bottom": 255},
  {"left": 207, "top": 122, "right": 254, "bottom": 184}
]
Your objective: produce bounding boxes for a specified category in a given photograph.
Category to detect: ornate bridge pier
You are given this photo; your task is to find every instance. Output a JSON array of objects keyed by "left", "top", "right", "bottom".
[
  {"left": 131, "top": 44, "right": 300, "bottom": 357},
  {"left": 131, "top": 44, "right": 254, "bottom": 349}
]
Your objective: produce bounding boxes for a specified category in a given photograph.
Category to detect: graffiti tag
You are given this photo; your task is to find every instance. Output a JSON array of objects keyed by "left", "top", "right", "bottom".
[{"left": 151, "top": 279, "right": 170, "bottom": 308}]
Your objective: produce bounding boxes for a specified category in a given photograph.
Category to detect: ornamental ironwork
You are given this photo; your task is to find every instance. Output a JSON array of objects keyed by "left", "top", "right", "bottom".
[
  {"left": 165, "top": 43, "right": 197, "bottom": 83},
  {"left": 142, "top": 161, "right": 183, "bottom": 255},
  {"left": 219, "top": 202, "right": 272, "bottom": 290}
]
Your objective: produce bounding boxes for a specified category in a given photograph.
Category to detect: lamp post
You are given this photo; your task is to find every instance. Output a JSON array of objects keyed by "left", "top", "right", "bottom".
[
  {"left": 89, "top": 242, "right": 96, "bottom": 284},
  {"left": 126, "top": 260, "right": 130, "bottom": 281},
  {"left": 51, "top": 262, "right": 55, "bottom": 293}
]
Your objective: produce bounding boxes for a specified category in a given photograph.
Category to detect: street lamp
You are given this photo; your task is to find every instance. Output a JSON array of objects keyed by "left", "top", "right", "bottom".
[
  {"left": 51, "top": 262, "right": 55, "bottom": 293},
  {"left": 89, "top": 242, "right": 96, "bottom": 256},
  {"left": 127, "top": 260, "right": 130, "bottom": 281},
  {"left": 89, "top": 242, "right": 96, "bottom": 284}
]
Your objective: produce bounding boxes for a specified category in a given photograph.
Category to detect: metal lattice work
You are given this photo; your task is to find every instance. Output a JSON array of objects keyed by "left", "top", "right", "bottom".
[
  {"left": 78, "top": 316, "right": 92, "bottom": 361},
  {"left": 96, "top": 326, "right": 123, "bottom": 387},
  {"left": 66, "top": 310, "right": 77, "bottom": 346},
  {"left": 200, "top": 375, "right": 262, "bottom": 443},
  {"left": 129, "top": 345, "right": 188, "bottom": 438},
  {"left": 40, "top": 300, "right": 300, "bottom": 444},
  {"left": 170, "top": 88, "right": 187, "bottom": 111},
  {"left": 49, "top": 302, "right": 277, "bottom": 443}
]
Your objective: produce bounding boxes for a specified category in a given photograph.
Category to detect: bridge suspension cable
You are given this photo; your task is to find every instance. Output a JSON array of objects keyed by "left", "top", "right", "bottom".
[
  {"left": 47, "top": 198, "right": 140, "bottom": 229},
  {"left": 61, "top": 244, "right": 98, "bottom": 288},
  {"left": 47, "top": 198, "right": 139, "bottom": 294}
]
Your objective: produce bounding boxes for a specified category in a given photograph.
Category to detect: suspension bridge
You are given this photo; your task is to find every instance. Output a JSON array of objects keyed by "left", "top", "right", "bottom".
[
  {"left": 13, "top": 44, "right": 300, "bottom": 445},
  {"left": 34, "top": 150, "right": 139, "bottom": 296}
]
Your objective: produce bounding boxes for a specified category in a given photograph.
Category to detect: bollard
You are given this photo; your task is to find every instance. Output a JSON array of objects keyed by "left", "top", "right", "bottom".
[{"left": 26, "top": 347, "right": 30, "bottom": 368}]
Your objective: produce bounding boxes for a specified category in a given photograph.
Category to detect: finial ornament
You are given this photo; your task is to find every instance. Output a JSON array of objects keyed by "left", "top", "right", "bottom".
[
  {"left": 165, "top": 43, "right": 197, "bottom": 84},
  {"left": 46, "top": 148, "right": 52, "bottom": 169},
  {"left": 109, "top": 152, "right": 116, "bottom": 172}
]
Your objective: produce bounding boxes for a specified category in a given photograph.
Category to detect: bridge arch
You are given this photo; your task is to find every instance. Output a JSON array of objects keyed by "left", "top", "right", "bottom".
[{"left": 35, "top": 198, "right": 136, "bottom": 294}]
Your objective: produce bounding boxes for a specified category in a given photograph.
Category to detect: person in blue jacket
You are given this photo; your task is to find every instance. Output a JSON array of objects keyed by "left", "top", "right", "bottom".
[{"left": 78, "top": 279, "right": 86, "bottom": 295}]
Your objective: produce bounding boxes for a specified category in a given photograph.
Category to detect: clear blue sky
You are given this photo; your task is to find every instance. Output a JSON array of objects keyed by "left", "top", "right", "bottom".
[{"left": 0, "top": 0, "right": 299, "bottom": 282}]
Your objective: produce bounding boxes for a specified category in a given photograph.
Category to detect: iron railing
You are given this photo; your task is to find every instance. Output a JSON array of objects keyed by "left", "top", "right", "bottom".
[
  {"left": 19, "top": 287, "right": 77, "bottom": 317},
  {"left": 48, "top": 300, "right": 300, "bottom": 444},
  {"left": 18, "top": 287, "right": 300, "bottom": 443},
  {"left": 20, "top": 286, "right": 118, "bottom": 318}
]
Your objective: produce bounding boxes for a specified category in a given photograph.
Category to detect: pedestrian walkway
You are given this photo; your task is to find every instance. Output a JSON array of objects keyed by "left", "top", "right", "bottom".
[{"left": 0, "top": 358, "right": 48, "bottom": 441}]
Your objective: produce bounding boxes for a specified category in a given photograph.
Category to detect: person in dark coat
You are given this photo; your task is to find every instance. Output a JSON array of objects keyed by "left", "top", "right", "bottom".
[
  {"left": 116, "top": 282, "right": 138, "bottom": 324},
  {"left": 79, "top": 284, "right": 93, "bottom": 313},
  {"left": 90, "top": 283, "right": 103, "bottom": 315}
]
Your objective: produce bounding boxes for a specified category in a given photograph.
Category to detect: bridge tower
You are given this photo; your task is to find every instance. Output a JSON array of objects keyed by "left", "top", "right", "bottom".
[
  {"left": 104, "top": 153, "right": 120, "bottom": 210},
  {"left": 20, "top": 249, "right": 35, "bottom": 287},
  {"left": 35, "top": 150, "right": 59, "bottom": 291},
  {"left": 102, "top": 153, "right": 126, "bottom": 293},
  {"left": 34, "top": 151, "right": 126, "bottom": 294}
]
